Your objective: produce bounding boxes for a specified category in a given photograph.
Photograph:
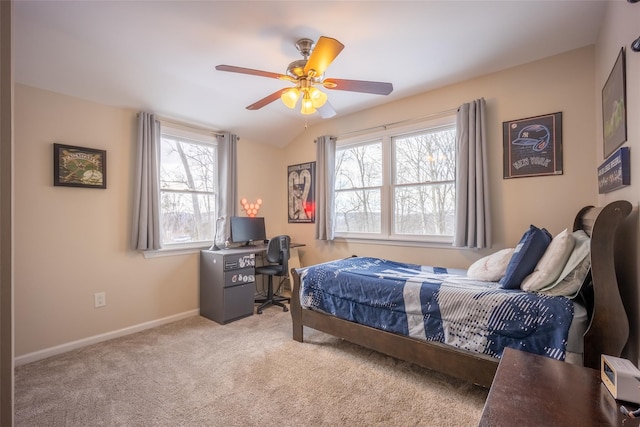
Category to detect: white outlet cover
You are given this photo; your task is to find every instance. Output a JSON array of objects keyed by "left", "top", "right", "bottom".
[{"left": 94, "top": 292, "right": 106, "bottom": 308}]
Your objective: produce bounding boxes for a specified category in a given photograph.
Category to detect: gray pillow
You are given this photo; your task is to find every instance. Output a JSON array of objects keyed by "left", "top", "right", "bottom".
[
  {"left": 521, "top": 229, "right": 575, "bottom": 292},
  {"left": 538, "top": 230, "right": 591, "bottom": 298}
]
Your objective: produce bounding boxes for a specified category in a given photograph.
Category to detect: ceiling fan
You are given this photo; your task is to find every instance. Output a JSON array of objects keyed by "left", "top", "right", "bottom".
[{"left": 215, "top": 36, "right": 393, "bottom": 118}]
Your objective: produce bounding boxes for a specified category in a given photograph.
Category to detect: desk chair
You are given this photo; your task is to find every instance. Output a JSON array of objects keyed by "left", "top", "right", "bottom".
[{"left": 255, "top": 235, "right": 290, "bottom": 314}]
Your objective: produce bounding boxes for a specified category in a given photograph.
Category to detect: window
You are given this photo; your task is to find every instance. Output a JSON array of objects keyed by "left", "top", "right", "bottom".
[
  {"left": 159, "top": 125, "right": 218, "bottom": 246},
  {"left": 334, "top": 116, "right": 456, "bottom": 243}
]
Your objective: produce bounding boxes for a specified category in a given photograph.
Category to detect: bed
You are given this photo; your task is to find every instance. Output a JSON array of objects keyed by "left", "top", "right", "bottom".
[{"left": 290, "top": 200, "right": 633, "bottom": 387}]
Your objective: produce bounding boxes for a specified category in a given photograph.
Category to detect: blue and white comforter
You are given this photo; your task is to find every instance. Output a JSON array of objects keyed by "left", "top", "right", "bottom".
[{"left": 298, "top": 257, "right": 574, "bottom": 360}]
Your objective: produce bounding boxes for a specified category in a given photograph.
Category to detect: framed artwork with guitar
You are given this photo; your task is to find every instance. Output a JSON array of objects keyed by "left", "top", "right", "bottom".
[{"left": 287, "top": 162, "right": 315, "bottom": 223}]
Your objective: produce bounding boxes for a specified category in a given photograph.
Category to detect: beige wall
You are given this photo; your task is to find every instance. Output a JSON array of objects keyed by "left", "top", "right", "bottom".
[
  {"left": 283, "top": 46, "right": 598, "bottom": 270},
  {"left": 13, "top": 84, "right": 282, "bottom": 358},
  {"left": 595, "top": 1, "right": 640, "bottom": 364},
  {"left": 14, "top": 85, "right": 194, "bottom": 356},
  {"left": 236, "top": 140, "right": 287, "bottom": 238}
]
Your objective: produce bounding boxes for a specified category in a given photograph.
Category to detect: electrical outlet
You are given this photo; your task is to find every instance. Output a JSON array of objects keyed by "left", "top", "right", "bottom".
[{"left": 94, "top": 292, "right": 106, "bottom": 308}]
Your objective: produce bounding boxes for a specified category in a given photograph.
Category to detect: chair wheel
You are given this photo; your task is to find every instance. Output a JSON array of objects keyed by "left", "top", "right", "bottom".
[
  {"left": 257, "top": 309, "right": 263, "bottom": 314},
  {"left": 283, "top": 306, "right": 289, "bottom": 312}
]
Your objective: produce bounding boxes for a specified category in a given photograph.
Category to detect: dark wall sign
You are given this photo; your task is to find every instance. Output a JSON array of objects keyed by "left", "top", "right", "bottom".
[
  {"left": 503, "top": 112, "right": 563, "bottom": 179},
  {"left": 598, "top": 147, "right": 630, "bottom": 194}
]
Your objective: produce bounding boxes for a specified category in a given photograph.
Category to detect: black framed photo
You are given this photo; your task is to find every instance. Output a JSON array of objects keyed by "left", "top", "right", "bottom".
[
  {"left": 53, "top": 143, "right": 107, "bottom": 189},
  {"left": 602, "top": 47, "right": 627, "bottom": 158},
  {"left": 503, "top": 112, "right": 563, "bottom": 179},
  {"left": 287, "top": 162, "right": 315, "bottom": 223}
]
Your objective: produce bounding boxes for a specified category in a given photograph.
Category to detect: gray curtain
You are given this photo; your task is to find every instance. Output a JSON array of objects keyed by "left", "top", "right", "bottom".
[
  {"left": 131, "top": 112, "right": 162, "bottom": 250},
  {"left": 453, "top": 98, "right": 491, "bottom": 248},
  {"left": 215, "top": 132, "right": 238, "bottom": 245},
  {"left": 314, "top": 135, "right": 336, "bottom": 240}
]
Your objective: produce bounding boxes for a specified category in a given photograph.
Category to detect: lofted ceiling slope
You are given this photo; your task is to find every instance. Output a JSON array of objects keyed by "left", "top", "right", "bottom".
[{"left": 14, "top": 1, "right": 607, "bottom": 147}]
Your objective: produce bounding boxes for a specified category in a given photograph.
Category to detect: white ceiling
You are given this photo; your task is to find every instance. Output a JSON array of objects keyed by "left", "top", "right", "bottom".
[{"left": 13, "top": 1, "right": 608, "bottom": 147}]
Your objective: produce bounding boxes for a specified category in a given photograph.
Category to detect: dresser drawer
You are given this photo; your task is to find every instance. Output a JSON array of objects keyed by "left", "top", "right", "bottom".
[
  {"left": 224, "top": 267, "right": 254, "bottom": 287},
  {"left": 223, "top": 253, "right": 255, "bottom": 270}
]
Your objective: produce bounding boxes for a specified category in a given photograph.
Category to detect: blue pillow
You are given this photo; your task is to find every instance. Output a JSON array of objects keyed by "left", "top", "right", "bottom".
[{"left": 499, "top": 225, "right": 552, "bottom": 289}]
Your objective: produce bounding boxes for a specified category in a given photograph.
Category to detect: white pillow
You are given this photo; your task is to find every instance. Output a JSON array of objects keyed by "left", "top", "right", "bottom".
[
  {"left": 467, "top": 248, "right": 515, "bottom": 281},
  {"left": 521, "top": 229, "right": 575, "bottom": 292}
]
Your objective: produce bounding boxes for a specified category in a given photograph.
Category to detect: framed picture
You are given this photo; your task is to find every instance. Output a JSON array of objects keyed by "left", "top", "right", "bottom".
[
  {"left": 503, "top": 112, "right": 563, "bottom": 179},
  {"left": 53, "top": 143, "right": 107, "bottom": 189},
  {"left": 602, "top": 47, "right": 627, "bottom": 158},
  {"left": 287, "top": 162, "right": 315, "bottom": 223}
]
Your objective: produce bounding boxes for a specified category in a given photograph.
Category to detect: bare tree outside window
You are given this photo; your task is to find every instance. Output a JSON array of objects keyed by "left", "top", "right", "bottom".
[
  {"left": 160, "top": 135, "right": 217, "bottom": 245},
  {"left": 334, "top": 119, "right": 456, "bottom": 241},
  {"left": 335, "top": 142, "right": 382, "bottom": 233},
  {"left": 394, "top": 126, "right": 456, "bottom": 236}
]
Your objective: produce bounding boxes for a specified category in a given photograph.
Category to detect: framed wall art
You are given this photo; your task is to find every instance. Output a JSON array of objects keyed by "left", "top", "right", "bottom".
[
  {"left": 287, "top": 162, "right": 315, "bottom": 223},
  {"left": 53, "top": 143, "right": 107, "bottom": 189},
  {"left": 602, "top": 47, "right": 627, "bottom": 158},
  {"left": 598, "top": 147, "right": 630, "bottom": 194},
  {"left": 503, "top": 112, "right": 563, "bottom": 179}
]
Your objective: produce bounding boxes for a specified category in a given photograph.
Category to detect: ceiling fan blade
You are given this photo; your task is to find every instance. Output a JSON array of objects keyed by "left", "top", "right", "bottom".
[
  {"left": 304, "top": 36, "right": 344, "bottom": 77},
  {"left": 246, "top": 89, "right": 287, "bottom": 110},
  {"left": 216, "top": 64, "right": 291, "bottom": 81},
  {"left": 323, "top": 78, "right": 393, "bottom": 95},
  {"left": 317, "top": 101, "right": 337, "bottom": 119}
]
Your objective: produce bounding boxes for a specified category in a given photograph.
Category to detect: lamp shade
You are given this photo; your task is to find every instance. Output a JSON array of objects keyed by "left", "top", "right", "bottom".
[
  {"left": 300, "top": 95, "right": 316, "bottom": 115},
  {"left": 309, "top": 87, "right": 328, "bottom": 108},
  {"left": 280, "top": 88, "right": 300, "bottom": 109}
]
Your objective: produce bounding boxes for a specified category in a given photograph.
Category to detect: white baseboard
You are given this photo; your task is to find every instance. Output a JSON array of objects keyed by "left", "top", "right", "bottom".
[{"left": 15, "top": 309, "right": 200, "bottom": 366}]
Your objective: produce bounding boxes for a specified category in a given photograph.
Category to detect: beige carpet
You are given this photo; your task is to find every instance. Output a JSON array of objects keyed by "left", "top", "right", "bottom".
[{"left": 15, "top": 309, "right": 488, "bottom": 426}]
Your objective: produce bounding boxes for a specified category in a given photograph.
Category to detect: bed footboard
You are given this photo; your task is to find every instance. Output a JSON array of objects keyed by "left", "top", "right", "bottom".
[
  {"left": 290, "top": 268, "right": 498, "bottom": 387},
  {"left": 290, "top": 268, "right": 304, "bottom": 343}
]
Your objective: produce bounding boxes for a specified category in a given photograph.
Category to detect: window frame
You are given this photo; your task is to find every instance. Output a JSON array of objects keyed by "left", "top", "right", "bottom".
[
  {"left": 158, "top": 123, "right": 219, "bottom": 250},
  {"left": 334, "top": 114, "right": 457, "bottom": 245}
]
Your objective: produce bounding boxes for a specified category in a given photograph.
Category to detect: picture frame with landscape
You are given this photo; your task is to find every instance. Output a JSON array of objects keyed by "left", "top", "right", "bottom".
[
  {"left": 53, "top": 143, "right": 107, "bottom": 189},
  {"left": 602, "top": 47, "right": 627, "bottom": 159}
]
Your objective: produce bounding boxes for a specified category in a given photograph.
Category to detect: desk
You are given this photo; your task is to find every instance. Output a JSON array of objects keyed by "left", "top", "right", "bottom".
[
  {"left": 199, "top": 243, "right": 303, "bottom": 324},
  {"left": 479, "top": 348, "right": 640, "bottom": 427}
]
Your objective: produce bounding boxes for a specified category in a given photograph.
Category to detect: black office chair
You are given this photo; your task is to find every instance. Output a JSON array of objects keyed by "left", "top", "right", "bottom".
[{"left": 255, "top": 235, "right": 291, "bottom": 314}]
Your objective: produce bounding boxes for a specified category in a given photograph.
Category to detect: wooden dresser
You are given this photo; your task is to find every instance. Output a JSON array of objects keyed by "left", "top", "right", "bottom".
[{"left": 479, "top": 347, "right": 640, "bottom": 427}]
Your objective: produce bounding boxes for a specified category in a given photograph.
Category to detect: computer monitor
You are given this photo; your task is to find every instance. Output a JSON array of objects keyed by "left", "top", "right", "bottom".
[{"left": 230, "top": 216, "right": 266, "bottom": 246}]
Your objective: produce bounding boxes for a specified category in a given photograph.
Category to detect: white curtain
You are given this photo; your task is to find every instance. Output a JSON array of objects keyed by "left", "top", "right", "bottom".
[
  {"left": 216, "top": 132, "right": 238, "bottom": 244},
  {"left": 314, "top": 135, "right": 336, "bottom": 240},
  {"left": 131, "top": 112, "right": 162, "bottom": 250},
  {"left": 453, "top": 98, "right": 491, "bottom": 248}
]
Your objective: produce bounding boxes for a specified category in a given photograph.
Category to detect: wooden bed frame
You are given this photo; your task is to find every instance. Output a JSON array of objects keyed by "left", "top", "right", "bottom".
[{"left": 290, "top": 200, "right": 633, "bottom": 388}]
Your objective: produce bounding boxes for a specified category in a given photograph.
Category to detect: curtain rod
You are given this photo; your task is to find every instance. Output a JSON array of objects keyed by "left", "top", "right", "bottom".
[
  {"left": 136, "top": 113, "right": 226, "bottom": 137},
  {"left": 157, "top": 116, "right": 225, "bottom": 137},
  {"left": 335, "top": 107, "right": 459, "bottom": 139}
]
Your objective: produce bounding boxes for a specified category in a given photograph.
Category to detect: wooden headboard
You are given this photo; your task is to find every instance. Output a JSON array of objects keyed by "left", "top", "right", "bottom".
[{"left": 573, "top": 200, "right": 632, "bottom": 369}]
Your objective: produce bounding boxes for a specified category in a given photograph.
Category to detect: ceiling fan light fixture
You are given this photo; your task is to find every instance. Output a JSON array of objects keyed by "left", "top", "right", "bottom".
[
  {"left": 300, "top": 93, "right": 316, "bottom": 115},
  {"left": 216, "top": 36, "right": 393, "bottom": 116},
  {"left": 280, "top": 88, "right": 300, "bottom": 109},
  {"left": 309, "top": 87, "right": 328, "bottom": 108}
]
